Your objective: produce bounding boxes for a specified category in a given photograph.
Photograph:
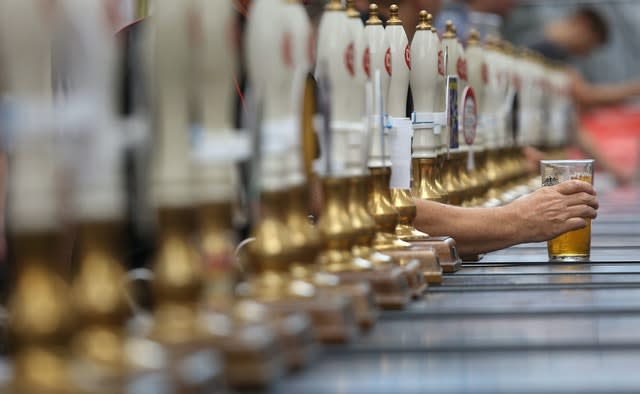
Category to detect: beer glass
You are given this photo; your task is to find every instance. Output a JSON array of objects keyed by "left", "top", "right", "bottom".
[{"left": 541, "top": 159, "right": 595, "bottom": 262}]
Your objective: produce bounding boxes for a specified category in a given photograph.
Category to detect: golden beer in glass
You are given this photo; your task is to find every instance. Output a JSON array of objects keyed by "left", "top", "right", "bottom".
[{"left": 541, "top": 160, "right": 594, "bottom": 262}]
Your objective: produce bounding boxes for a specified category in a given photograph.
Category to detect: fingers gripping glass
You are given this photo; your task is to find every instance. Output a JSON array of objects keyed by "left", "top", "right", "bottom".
[{"left": 541, "top": 160, "right": 595, "bottom": 263}]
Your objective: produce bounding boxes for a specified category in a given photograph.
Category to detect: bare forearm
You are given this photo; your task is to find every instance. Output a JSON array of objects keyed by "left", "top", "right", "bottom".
[
  {"left": 413, "top": 199, "right": 523, "bottom": 255},
  {"left": 574, "top": 80, "right": 640, "bottom": 108},
  {"left": 413, "top": 180, "right": 599, "bottom": 256}
]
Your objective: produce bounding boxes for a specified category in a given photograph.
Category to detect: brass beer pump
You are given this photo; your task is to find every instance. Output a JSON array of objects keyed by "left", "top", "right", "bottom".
[
  {"left": 191, "top": 0, "right": 242, "bottom": 312},
  {"left": 479, "top": 35, "right": 505, "bottom": 206},
  {"left": 484, "top": 39, "right": 508, "bottom": 196},
  {"left": 191, "top": 0, "right": 294, "bottom": 382},
  {"left": 438, "top": 22, "right": 463, "bottom": 205},
  {"left": 364, "top": 4, "right": 411, "bottom": 252},
  {"left": 316, "top": 172, "right": 410, "bottom": 309},
  {"left": 301, "top": 0, "right": 377, "bottom": 331},
  {"left": 432, "top": 22, "right": 452, "bottom": 205},
  {"left": 243, "top": 184, "right": 357, "bottom": 345},
  {"left": 496, "top": 42, "right": 531, "bottom": 203},
  {"left": 144, "top": 1, "right": 234, "bottom": 391},
  {"left": 8, "top": 213, "right": 77, "bottom": 391},
  {"left": 9, "top": 234, "right": 77, "bottom": 394},
  {"left": 60, "top": 1, "right": 174, "bottom": 391},
  {"left": 285, "top": 0, "right": 371, "bottom": 340},
  {"left": 452, "top": 28, "right": 482, "bottom": 206},
  {"left": 411, "top": 13, "right": 448, "bottom": 205},
  {"left": 72, "top": 223, "right": 149, "bottom": 393},
  {"left": 439, "top": 21, "right": 471, "bottom": 205},
  {"left": 510, "top": 49, "right": 539, "bottom": 194},
  {"left": 382, "top": 5, "right": 439, "bottom": 287},
  {"left": 463, "top": 29, "right": 491, "bottom": 206},
  {"left": 312, "top": 1, "right": 411, "bottom": 309},
  {"left": 497, "top": 43, "right": 523, "bottom": 200},
  {"left": 494, "top": 40, "right": 520, "bottom": 199},
  {"left": 386, "top": 5, "right": 429, "bottom": 242},
  {"left": 355, "top": 3, "right": 420, "bottom": 302},
  {"left": 73, "top": 222, "right": 170, "bottom": 392},
  {"left": 406, "top": 11, "right": 462, "bottom": 273},
  {"left": 0, "top": 1, "right": 78, "bottom": 392},
  {"left": 295, "top": 87, "right": 378, "bottom": 332},
  {"left": 343, "top": 1, "right": 414, "bottom": 304},
  {"left": 240, "top": 0, "right": 358, "bottom": 345}
]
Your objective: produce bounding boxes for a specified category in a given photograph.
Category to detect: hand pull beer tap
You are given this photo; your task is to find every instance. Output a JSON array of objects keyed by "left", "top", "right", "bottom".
[
  {"left": 143, "top": 2, "right": 233, "bottom": 391},
  {"left": 381, "top": 7, "right": 422, "bottom": 238},
  {"left": 410, "top": 11, "right": 447, "bottom": 204},
  {"left": 364, "top": 4, "right": 410, "bottom": 252},
  {"left": 480, "top": 35, "right": 504, "bottom": 206},
  {"left": 380, "top": 4, "right": 433, "bottom": 292},
  {"left": 286, "top": 0, "right": 382, "bottom": 334},
  {"left": 439, "top": 20, "right": 470, "bottom": 206},
  {"left": 56, "top": 0, "right": 174, "bottom": 391},
  {"left": 190, "top": 0, "right": 292, "bottom": 384},
  {"left": 241, "top": 0, "right": 360, "bottom": 346},
  {"left": 386, "top": 4, "right": 426, "bottom": 240},
  {"left": 0, "top": 1, "right": 76, "bottom": 392},
  {"left": 399, "top": 16, "right": 462, "bottom": 273},
  {"left": 314, "top": 2, "right": 410, "bottom": 310},
  {"left": 463, "top": 29, "right": 490, "bottom": 206}
]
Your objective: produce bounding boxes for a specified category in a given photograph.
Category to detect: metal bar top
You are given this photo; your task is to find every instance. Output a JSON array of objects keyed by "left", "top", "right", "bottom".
[{"left": 265, "top": 185, "right": 640, "bottom": 393}]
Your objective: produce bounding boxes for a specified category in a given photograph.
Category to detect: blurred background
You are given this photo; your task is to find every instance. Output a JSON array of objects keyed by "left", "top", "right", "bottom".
[
  {"left": 116, "top": 0, "right": 640, "bottom": 85},
  {"left": 503, "top": 0, "right": 640, "bottom": 84}
]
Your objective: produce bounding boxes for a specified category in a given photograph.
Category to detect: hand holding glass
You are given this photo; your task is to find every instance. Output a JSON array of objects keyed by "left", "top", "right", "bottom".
[{"left": 541, "top": 160, "right": 595, "bottom": 263}]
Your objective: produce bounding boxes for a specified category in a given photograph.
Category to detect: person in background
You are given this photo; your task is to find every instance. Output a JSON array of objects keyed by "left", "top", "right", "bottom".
[
  {"left": 437, "top": 2, "right": 636, "bottom": 184},
  {"left": 436, "top": 2, "right": 640, "bottom": 109},
  {"left": 531, "top": 7, "right": 640, "bottom": 185},
  {"left": 532, "top": 7, "right": 640, "bottom": 109}
]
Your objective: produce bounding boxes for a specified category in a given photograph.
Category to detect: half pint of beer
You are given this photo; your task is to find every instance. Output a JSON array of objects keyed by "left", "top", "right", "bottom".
[{"left": 541, "top": 159, "right": 595, "bottom": 262}]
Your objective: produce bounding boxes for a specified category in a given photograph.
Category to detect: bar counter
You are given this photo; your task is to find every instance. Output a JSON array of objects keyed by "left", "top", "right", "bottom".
[{"left": 266, "top": 184, "right": 640, "bottom": 393}]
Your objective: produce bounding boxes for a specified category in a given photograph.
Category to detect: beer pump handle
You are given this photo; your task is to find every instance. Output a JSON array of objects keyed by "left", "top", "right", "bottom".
[
  {"left": 147, "top": 0, "right": 193, "bottom": 208},
  {"left": 60, "top": 0, "right": 125, "bottom": 222},
  {"left": 386, "top": 4, "right": 409, "bottom": 119},
  {"left": 409, "top": 11, "right": 441, "bottom": 159},
  {"left": 0, "top": 0, "right": 59, "bottom": 232}
]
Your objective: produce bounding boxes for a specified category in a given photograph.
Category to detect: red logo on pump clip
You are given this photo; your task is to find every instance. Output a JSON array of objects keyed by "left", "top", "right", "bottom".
[
  {"left": 437, "top": 50, "right": 444, "bottom": 76},
  {"left": 384, "top": 47, "right": 392, "bottom": 76},
  {"left": 481, "top": 62, "right": 488, "bottom": 84},
  {"left": 345, "top": 42, "right": 355, "bottom": 76},
  {"left": 363, "top": 47, "right": 371, "bottom": 78},
  {"left": 404, "top": 44, "right": 411, "bottom": 70},
  {"left": 282, "top": 32, "right": 293, "bottom": 68},
  {"left": 457, "top": 57, "right": 467, "bottom": 81},
  {"left": 513, "top": 75, "right": 522, "bottom": 90},
  {"left": 308, "top": 32, "right": 317, "bottom": 66}
]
